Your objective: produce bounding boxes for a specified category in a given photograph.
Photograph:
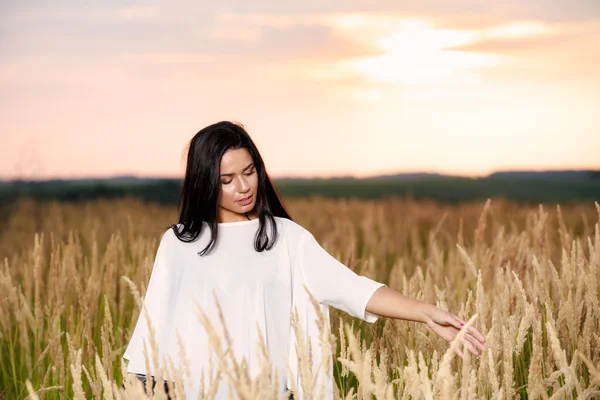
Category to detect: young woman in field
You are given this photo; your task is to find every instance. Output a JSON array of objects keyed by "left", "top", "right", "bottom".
[{"left": 122, "top": 121, "right": 486, "bottom": 399}]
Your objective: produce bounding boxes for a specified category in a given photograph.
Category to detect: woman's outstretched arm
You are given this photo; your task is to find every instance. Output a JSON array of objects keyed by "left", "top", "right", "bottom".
[
  {"left": 295, "top": 225, "right": 486, "bottom": 359},
  {"left": 365, "top": 286, "right": 486, "bottom": 359}
]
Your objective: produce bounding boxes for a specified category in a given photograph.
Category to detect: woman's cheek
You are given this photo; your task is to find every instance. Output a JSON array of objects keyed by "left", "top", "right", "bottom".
[
  {"left": 223, "top": 185, "right": 237, "bottom": 205},
  {"left": 217, "top": 185, "right": 231, "bottom": 206}
]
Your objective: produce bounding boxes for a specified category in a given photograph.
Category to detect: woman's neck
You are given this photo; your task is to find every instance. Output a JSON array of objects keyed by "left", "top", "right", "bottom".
[{"left": 217, "top": 210, "right": 258, "bottom": 223}]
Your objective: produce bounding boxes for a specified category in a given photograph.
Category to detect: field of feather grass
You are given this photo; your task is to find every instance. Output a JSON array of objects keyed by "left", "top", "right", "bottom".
[{"left": 1, "top": 196, "right": 599, "bottom": 399}]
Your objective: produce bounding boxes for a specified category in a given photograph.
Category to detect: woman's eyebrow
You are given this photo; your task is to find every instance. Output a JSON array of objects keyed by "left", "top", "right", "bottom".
[{"left": 220, "top": 162, "right": 254, "bottom": 177}]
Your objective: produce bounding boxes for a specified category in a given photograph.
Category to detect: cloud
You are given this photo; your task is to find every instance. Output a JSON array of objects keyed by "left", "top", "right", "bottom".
[
  {"left": 444, "top": 20, "right": 600, "bottom": 54},
  {"left": 1, "top": 2, "right": 598, "bottom": 91},
  {"left": 113, "top": 5, "right": 160, "bottom": 21},
  {"left": 448, "top": 32, "right": 580, "bottom": 54},
  {"left": 183, "top": 0, "right": 600, "bottom": 23}
]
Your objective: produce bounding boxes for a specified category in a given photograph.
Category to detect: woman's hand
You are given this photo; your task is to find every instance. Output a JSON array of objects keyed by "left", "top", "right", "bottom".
[
  {"left": 364, "top": 287, "right": 486, "bottom": 359},
  {"left": 424, "top": 307, "right": 486, "bottom": 360}
]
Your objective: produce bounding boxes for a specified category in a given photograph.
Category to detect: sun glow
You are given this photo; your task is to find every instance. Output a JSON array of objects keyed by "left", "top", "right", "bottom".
[{"left": 337, "top": 20, "right": 499, "bottom": 84}]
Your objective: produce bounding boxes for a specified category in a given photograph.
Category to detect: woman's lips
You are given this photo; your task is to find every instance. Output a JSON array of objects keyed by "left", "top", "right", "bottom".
[{"left": 237, "top": 194, "right": 253, "bottom": 205}]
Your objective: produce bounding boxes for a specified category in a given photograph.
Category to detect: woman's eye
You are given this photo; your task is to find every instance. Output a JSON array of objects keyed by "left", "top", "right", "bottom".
[{"left": 221, "top": 169, "right": 254, "bottom": 184}]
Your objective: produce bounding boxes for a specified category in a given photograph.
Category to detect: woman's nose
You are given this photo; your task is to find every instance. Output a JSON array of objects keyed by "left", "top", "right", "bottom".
[{"left": 236, "top": 176, "right": 250, "bottom": 191}]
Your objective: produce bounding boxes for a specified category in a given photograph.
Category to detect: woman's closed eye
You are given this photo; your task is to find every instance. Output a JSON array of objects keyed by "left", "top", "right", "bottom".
[{"left": 222, "top": 169, "right": 255, "bottom": 184}]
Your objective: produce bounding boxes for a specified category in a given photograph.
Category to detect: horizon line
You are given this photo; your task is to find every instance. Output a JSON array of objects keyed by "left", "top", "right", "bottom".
[{"left": 2, "top": 167, "right": 600, "bottom": 183}]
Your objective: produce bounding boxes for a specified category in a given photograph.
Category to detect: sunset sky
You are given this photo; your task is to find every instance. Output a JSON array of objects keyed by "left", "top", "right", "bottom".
[{"left": 1, "top": 1, "right": 599, "bottom": 180}]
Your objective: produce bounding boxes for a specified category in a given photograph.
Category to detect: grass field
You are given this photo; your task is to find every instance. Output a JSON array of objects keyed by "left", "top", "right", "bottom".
[{"left": 1, "top": 197, "right": 599, "bottom": 399}]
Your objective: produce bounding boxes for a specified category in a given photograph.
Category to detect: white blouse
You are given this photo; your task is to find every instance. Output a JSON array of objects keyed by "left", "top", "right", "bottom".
[{"left": 123, "top": 216, "right": 386, "bottom": 399}]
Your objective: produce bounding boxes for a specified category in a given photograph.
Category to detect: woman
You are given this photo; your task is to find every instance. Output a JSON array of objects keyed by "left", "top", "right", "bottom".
[{"left": 122, "top": 121, "right": 486, "bottom": 399}]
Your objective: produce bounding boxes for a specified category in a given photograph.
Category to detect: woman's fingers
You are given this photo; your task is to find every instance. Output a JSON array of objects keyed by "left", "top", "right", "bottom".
[
  {"left": 449, "top": 315, "right": 486, "bottom": 353},
  {"left": 441, "top": 326, "right": 483, "bottom": 357},
  {"left": 455, "top": 316, "right": 486, "bottom": 344},
  {"left": 456, "top": 327, "right": 486, "bottom": 352},
  {"left": 452, "top": 336, "right": 481, "bottom": 359},
  {"left": 447, "top": 323, "right": 484, "bottom": 357},
  {"left": 436, "top": 312, "right": 486, "bottom": 358},
  {"left": 465, "top": 335, "right": 483, "bottom": 357},
  {"left": 468, "top": 326, "right": 486, "bottom": 344},
  {"left": 460, "top": 336, "right": 481, "bottom": 358},
  {"left": 448, "top": 315, "right": 464, "bottom": 331},
  {"left": 468, "top": 332, "right": 486, "bottom": 352}
]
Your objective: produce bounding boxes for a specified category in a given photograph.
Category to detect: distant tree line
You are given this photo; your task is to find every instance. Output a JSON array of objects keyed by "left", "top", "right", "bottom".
[{"left": 1, "top": 175, "right": 599, "bottom": 206}]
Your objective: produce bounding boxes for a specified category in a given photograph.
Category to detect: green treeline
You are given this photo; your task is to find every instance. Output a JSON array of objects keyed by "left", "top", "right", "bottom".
[{"left": 1, "top": 175, "right": 599, "bottom": 205}]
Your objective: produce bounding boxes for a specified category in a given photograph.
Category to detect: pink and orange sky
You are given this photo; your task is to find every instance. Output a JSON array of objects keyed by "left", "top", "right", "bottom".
[{"left": 1, "top": 1, "right": 599, "bottom": 180}]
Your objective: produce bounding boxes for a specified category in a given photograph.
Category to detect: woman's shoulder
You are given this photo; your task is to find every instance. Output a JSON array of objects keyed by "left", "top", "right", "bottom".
[
  {"left": 169, "top": 223, "right": 184, "bottom": 234},
  {"left": 159, "top": 223, "right": 184, "bottom": 244},
  {"left": 273, "top": 216, "right": 309, "bottom": 239}
]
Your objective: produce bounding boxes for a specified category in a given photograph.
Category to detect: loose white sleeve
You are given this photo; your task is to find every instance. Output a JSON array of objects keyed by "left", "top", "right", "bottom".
[
  {"left": 123, "top": 230, "right": 176, "bottom": 363},
  {"left": 298, "top": 230, "right": 386, "bottom": 323}
]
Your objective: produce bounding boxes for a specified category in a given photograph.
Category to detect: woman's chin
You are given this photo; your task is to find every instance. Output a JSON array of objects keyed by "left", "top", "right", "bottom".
[{"left": 238, "top": 203, "right": 255, "bottom": 211}]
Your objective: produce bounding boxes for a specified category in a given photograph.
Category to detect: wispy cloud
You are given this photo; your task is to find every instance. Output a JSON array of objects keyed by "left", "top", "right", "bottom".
[
  {"left": 0, "top": 1, "right": 598, "bottom": 179},
  {"left": 113, "top": 5, "right": 160, "bottom": 21},
  {"left": 204, "top": 11, "right": 589, "bottom": 85}
]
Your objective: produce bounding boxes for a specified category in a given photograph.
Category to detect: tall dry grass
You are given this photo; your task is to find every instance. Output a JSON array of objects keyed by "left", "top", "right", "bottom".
[{"left": 0, "top": 196, "right": 598, "bottom": 399}]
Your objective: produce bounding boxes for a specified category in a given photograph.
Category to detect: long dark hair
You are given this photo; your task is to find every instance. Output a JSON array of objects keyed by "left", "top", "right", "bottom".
[{"left": 170, "top": 121, "right": 293, "bottom": 256}]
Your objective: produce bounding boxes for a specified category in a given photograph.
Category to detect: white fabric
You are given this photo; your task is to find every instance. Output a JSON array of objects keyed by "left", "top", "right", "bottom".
[{"left": 123, "top": 216, "right": 386, "bottom": 399}]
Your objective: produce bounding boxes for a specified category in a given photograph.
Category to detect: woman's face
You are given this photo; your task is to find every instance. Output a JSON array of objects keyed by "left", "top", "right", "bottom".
[{"left": 217, "top": 147, "right": 258, "bottom": 219}]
